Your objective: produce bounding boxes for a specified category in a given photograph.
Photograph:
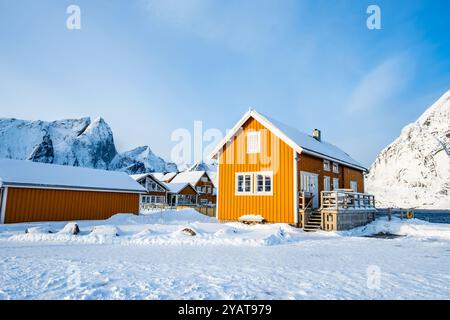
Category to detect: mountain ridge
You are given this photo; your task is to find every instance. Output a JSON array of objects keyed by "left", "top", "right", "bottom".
[
  {"left": 0, "top": 116, "right": 177, "bottom": 174},
  {"left": 365, "top": 90, "right": 450, "bottom": 209}
]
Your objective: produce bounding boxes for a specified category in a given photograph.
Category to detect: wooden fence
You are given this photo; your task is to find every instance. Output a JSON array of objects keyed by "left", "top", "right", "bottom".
[{"left": 140, "top": 203, "right": 216, "bottom": 217}]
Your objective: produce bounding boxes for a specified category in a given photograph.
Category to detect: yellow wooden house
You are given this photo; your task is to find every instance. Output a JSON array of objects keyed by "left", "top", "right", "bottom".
[{"left": 209, "top": 109, "right": 376, "bottom": 231}]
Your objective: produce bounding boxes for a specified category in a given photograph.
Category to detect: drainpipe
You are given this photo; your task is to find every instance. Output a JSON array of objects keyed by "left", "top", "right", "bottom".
[{"left": 0, "top": 187, "right": 8, "bottom": 224}]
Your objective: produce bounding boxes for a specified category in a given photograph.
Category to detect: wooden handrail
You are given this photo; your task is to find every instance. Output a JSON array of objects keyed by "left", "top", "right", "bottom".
[
  {"left": 298, "top": 191, "right": 315, "bottom": 211},
  {"left": 320, "top": 190, "right": 376, "bottom": 211}
]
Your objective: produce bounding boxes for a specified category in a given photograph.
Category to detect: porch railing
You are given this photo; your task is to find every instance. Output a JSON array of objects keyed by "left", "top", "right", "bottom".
[
  {"left": 298, "top": 191, "right": 315, "bottom": 211},
  {"left": 321, "top": 189, "right": 376, "bottom": 211}
]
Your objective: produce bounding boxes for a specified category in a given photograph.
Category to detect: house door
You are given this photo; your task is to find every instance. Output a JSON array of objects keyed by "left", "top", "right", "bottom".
[{"left": 300, "top": 172, "right": 319, "bottom": 209}]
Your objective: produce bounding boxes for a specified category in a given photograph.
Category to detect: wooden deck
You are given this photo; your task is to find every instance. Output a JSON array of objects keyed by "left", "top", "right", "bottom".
[
  {"left": 321, "top": 189, "right": 376, "bottom": 212},
  {"left": 298, "top": 190, "right": 377, "bottom": 231}
]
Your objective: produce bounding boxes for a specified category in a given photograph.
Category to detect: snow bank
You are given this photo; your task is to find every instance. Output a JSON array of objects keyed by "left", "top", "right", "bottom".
[
  {"left": 343, "top": 217, "right": 450, "bottom": 240},
  {"left": 238, "top": 215, "right": 265, "bottom": 223},
  {"left": 58, "top": 223, "right": 80, "bottom": 235},
  {"left": 25, "top": 226, "right": 54, "bottom": 234},
  {"left": 91, "top": 225, "right": 119, "bottom": 236},
  {"left": 3, "top": 209, "right": 450, "bottom": 247},
  {"left": 4, "top": 209, "right": 308, "bottom": 246}
]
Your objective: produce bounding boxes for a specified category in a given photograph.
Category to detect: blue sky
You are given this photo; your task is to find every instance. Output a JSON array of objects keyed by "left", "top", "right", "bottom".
[{"left": 0, "top": 0, "right": 449, "bottom": 167}]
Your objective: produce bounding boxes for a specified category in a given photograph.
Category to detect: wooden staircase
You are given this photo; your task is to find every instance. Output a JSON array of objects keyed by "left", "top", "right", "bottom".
[{"left": 303, "top": 210, "right": 322, "bottom": 232}]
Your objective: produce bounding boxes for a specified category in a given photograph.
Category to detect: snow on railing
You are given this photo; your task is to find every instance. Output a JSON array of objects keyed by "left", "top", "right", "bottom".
[{"left": 321, "top": 190, "right": 376, "bottom": 211}]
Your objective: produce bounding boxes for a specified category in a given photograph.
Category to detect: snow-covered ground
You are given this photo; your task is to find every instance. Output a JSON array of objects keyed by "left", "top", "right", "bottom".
[{"left": 0, "top": 209, "right": 449, "bottom": 300}]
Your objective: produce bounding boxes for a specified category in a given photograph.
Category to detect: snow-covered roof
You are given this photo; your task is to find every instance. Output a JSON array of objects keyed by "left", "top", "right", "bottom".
[
  {"left": 0, "top": 159, "right": 146, "bottom": 193},
  {"left": 164, "top": 182, "right": 197, "bottom": 194},
  {"left": 153, "top": 172, "right": 177, "bottom": 182},
  {"left": 170, "top": 171, "right": 210, "bottom": 186},
  {"left": 129, "top": 173, "right": 169, "bottom": 191},
  {"left": 207, "top": 171, "right": 217, "bottom": 188},
  {"left": 209, "top": 109, "right": 366, "bottom": 171},
  {"left": 130, "top": 173, "right": 148, "bottom": 181}
]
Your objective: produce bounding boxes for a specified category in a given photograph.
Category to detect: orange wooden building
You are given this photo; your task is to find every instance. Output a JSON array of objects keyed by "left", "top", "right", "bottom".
[
  {"left": 170, "top": 171, "right": 216, "bottom": 205},
  {"left": 0, "top": 159, "right": 146, "bottom": 224},
  {"left": 165, "top": 182, "right": 199, "bottom": 206},
  {"left": 209, "top": 109, "right": 373, "bottom": 229},
  {"left": 131, "top": 173, "right": 168, "bottom": 205}
]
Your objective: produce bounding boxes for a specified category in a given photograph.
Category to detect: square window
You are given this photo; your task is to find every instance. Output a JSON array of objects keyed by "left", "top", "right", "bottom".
[
  {"left": 323, "top": 160, "right": 330, "bottom": 171},
  {"left": 332, "top": 162, "right": 339, "bottom": 173}
]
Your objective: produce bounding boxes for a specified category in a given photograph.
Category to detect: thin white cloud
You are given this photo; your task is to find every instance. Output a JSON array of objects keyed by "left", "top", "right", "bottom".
[
  {"left": 347, "top": 55, "right": 414, "bottom": 112},
  {"left": 142, "top": 0, "right": 297, "bottom": 53}
]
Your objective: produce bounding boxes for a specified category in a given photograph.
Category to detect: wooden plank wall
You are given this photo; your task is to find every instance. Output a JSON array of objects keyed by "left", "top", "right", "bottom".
[
  {"left": 218, "top": 117, "right": 294, "bottom": 223},
  {"left": 298, "top": 153, "right": 365, "bottom": 195},
  {"left": 4, "top": 187, "right": 140, "bottom": 224},
  {"left": 195, "top": 173, "right": 216, "bottom": 204}
]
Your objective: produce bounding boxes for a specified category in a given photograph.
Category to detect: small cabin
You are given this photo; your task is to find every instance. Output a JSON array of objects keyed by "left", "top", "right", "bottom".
[
  {"left": 130, "top": 173, "right": 169, "bottom": 206},
  {"left": 164, "top": 182, "right": 199, "bottom": 206},
  {"left": 209, "top": 110, "right": 376, "bottom": 231},
  {"left": 0, "top": 159, "right": 145, "bottom": 224},
  {"left": 170, "top": 171, "right": 216, "bottom": 206}
]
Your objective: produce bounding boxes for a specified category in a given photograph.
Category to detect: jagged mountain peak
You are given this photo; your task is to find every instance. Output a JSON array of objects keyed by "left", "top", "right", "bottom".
[
  {"left": 0, "top": 116, "right": 177, "bottom": 175},
  {"left": 111, "top": 145, "right": 177, "bottom": 174},
  {"left": 366, "top": 90, "right": 450, "bottom": 209},
  {"left": 185, "top": 161, "right": 216, "bottom": 172}
]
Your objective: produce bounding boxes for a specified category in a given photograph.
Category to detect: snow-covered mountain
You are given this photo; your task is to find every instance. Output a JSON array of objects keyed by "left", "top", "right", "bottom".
[
  {"left": 0, "top": 116, "right": 177, "bottom": 174},
  {"left": 366, "top": 91, "right": 450, "bottom": 209},
  {"left": 110, "top": 145, "right": 177, "bottom": 174},
  {"left": 184, "top": 161, "right": 217, "bottom": 172}
]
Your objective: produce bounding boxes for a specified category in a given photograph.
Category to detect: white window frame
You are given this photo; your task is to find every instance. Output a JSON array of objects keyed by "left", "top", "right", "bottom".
[
  {"left": 235, "top": 173, "right": 253, "bottom": 195},
  {"left": 323, "top": 176, "right": 331, "bottom": 192},
  {"left": 333, "top": 178, "right": 339, "bottom": 190},
  {"left": 332, "top": 162, "right": 339, "bottom": 173},
  {"left": 350, "top": 180, "right": 358, "bottom": 192},
  {"left": 246, "top": 131, "right": 261, "bottom": 154},
  {"left": 254, "top": 171, "right": 273, "bottom": 195},
  {"left": 235, "top": 171, "right": 273, "bottom": 196},
  {"left": 323, "top": 159, "right": 330, "bottom": 171}
]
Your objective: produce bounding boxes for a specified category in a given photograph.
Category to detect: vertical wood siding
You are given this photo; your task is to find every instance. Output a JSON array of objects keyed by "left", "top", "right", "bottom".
[
  {"left": 342, "top": 167, "right": 365, "bottom": 192},
  {"left": 4, "top": 187, "right": 140, "bottom": 224},
  {"left": 178, "top": 185, "right": 198, "bottom": 196},
  {"left": 144, "top": 191, "right": 166, "bottom": 196},
  {"left": 298, "top": 153, "right": 365, "bottom": 197},
  {"left": 218, "top": 117, "right": 294, "bottom": 223}
]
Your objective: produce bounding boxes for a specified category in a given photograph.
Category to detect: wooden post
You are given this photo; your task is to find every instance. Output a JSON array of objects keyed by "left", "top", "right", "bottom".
[
  {"left": 335, "top": 192, "right": 339, "bottom": 210},
  {"left": 388, "top": 208, "right": 391, "bottom": 221}
]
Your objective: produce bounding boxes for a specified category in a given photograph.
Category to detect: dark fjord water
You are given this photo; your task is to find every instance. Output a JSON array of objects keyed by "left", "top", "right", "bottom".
[{"left": 377, "top": 209, "right": 450, "bottom": 224}]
